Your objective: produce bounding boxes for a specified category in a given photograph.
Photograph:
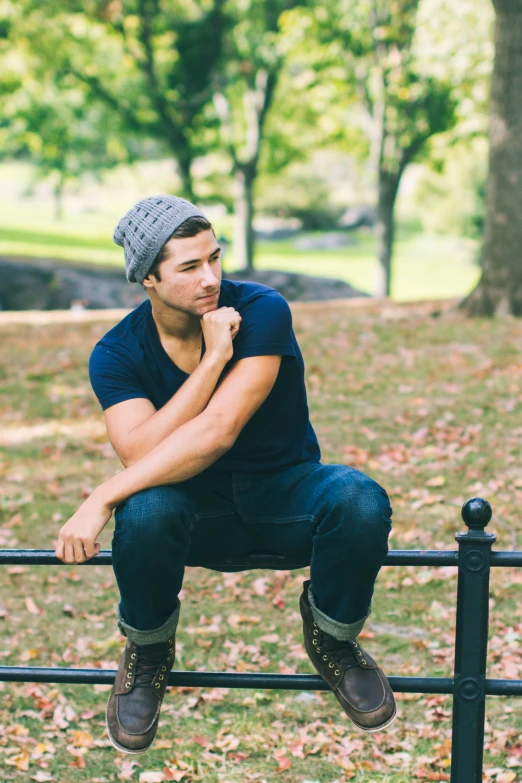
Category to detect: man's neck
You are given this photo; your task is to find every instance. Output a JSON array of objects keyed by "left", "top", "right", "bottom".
[{"left": 150, "top": 302, "right": 202, "bottom": 344}]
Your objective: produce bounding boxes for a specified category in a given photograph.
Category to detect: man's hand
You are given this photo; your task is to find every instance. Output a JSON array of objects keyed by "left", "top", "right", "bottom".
[
  {"left": 201, "top": 307, "right": 241, "bottom": 364},
  {"left": 55, "top": 489, "right": 113, "bottom": 564}
]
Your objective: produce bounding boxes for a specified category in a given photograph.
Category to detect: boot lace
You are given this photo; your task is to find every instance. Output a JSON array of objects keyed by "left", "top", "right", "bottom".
[
  {"left": 316, "top": 631, "right": 362, "bottom": 670},
  {"left": 133, "top": 642, "right": 170, "bottom": 688}
]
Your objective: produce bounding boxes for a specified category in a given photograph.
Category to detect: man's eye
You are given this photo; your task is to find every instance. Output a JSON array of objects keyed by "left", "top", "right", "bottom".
[{"left": 183, "top": 255, "right": 219, "bottom": 271}]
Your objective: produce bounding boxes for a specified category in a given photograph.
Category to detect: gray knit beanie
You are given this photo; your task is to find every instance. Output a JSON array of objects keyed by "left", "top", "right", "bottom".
[{"left": 113, "top": 195, "right": 208, "bottom": 283}]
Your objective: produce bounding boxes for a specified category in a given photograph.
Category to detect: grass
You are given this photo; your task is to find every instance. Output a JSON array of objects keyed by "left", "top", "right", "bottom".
[
  {"left": 1, "top": 301, "right": 522, "bottom": 782},
  {"left": 0, "top": 162, "right": 480, "bottom": 302}
]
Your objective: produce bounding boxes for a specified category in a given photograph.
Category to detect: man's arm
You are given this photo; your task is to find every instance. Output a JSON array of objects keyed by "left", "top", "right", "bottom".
[
  {"left": 105, "top": 352, "right": 229, "bottom": 467},
  {"left": 98, "top": 355, "right": 282, "bottom": 507},
  {"left": 55, "top": 355, "right": 281, "bottom": 563},
  {"left": 103, "top": 307, "right": 241, "bottom": 467}
]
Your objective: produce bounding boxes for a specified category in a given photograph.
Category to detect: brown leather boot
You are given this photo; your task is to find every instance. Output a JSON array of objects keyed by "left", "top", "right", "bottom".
[
  {"left": 106, "top": 636, "right": 175, "bottom": 753},
  {"left": 300, "top": 579, "right": 396, "bottom": 732}
]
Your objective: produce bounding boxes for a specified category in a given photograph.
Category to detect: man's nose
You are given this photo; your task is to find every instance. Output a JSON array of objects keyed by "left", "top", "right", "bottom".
[{"left": 201, "top": 264, "right": 219, "bottom": 286}]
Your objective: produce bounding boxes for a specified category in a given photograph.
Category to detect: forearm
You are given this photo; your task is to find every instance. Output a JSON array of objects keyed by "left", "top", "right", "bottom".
[
  {"left": 124, "top": 353, "right": 228, "bottom": 465},
  {"left": 96, "top": 411, "right": 232, "bottom": 510}
]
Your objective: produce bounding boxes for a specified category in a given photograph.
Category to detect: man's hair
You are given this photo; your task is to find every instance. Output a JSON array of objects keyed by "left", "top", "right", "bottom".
[{"left": 141, "top": 215, "right": 215, "bottom": 287}]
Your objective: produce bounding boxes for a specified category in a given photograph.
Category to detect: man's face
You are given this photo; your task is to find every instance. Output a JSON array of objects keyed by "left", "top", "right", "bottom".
[{"left": 142, "top": 229, "right": 222, "bottom": 316}]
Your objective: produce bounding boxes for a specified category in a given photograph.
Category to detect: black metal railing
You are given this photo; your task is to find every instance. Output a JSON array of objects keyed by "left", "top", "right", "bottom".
[{"left": 1, "top": 497, "right": 521, "bottom": 783}]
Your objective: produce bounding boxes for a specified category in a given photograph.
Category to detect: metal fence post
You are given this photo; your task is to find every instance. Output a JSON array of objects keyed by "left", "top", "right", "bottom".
[{"left": 451, "top": 497, "right": 495, "bottom": 783}]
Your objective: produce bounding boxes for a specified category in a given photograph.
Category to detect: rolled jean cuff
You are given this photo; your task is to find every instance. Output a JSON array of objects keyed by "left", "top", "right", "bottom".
[
  {"left": 308, "top": 584, "right": 370, "bottom": 641},
  {"left": 116, "top": 598, "right": 181, "bottom": 645}
]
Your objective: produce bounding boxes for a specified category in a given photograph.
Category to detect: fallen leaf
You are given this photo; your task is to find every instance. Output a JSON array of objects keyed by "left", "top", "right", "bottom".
[
  {"left": 5, "top": 749, "right": 30, "bottom": 770},
  {"left": 25, "top": 596, "right": 40, "bottom": 616},
  {"left": 163, "top": 769, "right": 188, "bottom": 781},
  {"left": 69, "top": 730, "right": 93, "bottom": 747},
  {"left": 45, "top": 482, "right": 61, "bottom": 496},
  {"left": 273, "top": 748, "right": 292, "bottom": 772},
  {"left": 5, "top": 512, "right": 22, "bottom": 527},
  {"left": 118, "top": 759, "right": 140, "bottom": 780},
  {"left": 20, "top": 647, "right": 40, "bottom": 661},
  {"left": 154, "top": 739, "right": 174, "bottom": 749},
  {"left": 426, "top": 475, "right": 446, "bottom": 487},
  {"left": 52, "top": 704, "right": 69, "bottom": 729},
  {"left": 192, "top": 735, "right": 212, "bottom": 748},
  {"left": 6, "top": 472, "right": 25, "bottom": 482}
]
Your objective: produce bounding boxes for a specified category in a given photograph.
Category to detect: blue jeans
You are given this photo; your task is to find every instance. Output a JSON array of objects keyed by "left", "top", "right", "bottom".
[{"left": 112, "top": 461, "right": 392, "bottom": 645}]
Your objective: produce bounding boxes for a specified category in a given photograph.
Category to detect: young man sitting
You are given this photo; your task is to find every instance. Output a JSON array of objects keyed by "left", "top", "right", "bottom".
[{"left": 54, "top": 195, "right": 396, "bottom": 754}]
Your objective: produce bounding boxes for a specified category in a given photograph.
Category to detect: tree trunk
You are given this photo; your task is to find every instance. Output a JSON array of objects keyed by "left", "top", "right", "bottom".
[
  {"left": 233, "top": 165, "right": 255, "bottom": 272},
  {"left": 175, "top": 151, "right": 195, "bottom": 203},
  {"left": 374, "top": 172, "right": 400, "bottom": 297},
  {"left": 228, "top": 66, "right": 280, "bottom": 272},
  {"left": 461, "top": 0, "right": 522, "bottom": 316},
  {"left": 54, "top": 170, "right": 65, "bottom": 221}
]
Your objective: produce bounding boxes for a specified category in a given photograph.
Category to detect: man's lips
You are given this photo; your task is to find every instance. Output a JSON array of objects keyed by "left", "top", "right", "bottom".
[{"left": 199, "top": 293, "right": 218, "bottom": 300}]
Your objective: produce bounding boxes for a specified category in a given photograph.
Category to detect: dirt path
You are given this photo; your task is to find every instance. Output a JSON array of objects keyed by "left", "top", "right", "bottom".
[{"left": 0, "top": 297, "right": 459, "bottom": 325}]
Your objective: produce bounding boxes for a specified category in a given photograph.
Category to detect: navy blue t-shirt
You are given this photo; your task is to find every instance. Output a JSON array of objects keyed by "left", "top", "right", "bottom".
[{"left": 88, "top": 279, "right": 321, "bottom": 473}]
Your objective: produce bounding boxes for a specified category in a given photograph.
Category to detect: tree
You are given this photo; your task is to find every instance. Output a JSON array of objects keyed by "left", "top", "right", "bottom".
[
  {"left": 0, "top": 3, "right": 153, "bottom": 218},
  {"left": 0, "top": 79, "right": 142, "bottom": 220},
  {"left": 461, "top": 0, "right": 522, "bottom": 316},
  {"left": 282, "top": 0, "right": 457, "bottom": 296},
  {"left": 12, "top": 0, "right": 230, "bottom": 202},
  {"left": 12, "top": 0, "right": 312, "bottom": 271},
  {"left": 212, "top": 0, "right": 312, "bottom": 271}
]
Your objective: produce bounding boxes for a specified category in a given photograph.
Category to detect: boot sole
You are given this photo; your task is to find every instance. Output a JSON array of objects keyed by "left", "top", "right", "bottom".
[
  {"left": 105, "top": 698, "right": 157, "bottom": 754},
  {"left": 350, "top": 705, "right": 398, "bottom": 733}
]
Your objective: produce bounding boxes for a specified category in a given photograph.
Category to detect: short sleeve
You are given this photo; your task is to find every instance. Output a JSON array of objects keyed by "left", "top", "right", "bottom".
[
  {"left": 89, "top": 343, "right": 152, "bottom": 412},
  {"left": 231, "top": 290, "right": 296, "bottom": 362}
]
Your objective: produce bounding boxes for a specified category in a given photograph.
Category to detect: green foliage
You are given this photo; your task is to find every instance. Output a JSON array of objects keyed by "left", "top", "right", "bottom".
[
  {"left": 292, "top": 0, "right": 458, "bottom": 176},
  {"left": 3, "top": 0, "right": 233, "bottom": 198},
  {"left": 413, "top": 138, "right": 488, "bottom": 240},
  {"left": 255, "top": 168, "right": 345, "bottom": 229},
  {"left": 0, "top": 0, "right": 495, "bottom": 261},
  {"left": 0, "top": 0, "right": 161, "bottom": 213}
]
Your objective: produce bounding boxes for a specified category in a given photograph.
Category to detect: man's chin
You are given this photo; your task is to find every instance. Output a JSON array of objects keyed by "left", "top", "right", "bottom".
[{"left": 198, "top": 297, "right": 219, "bottom": 310}]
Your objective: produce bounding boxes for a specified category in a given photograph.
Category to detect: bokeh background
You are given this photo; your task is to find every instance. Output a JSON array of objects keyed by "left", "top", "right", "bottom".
[{"left": 0, "top": 0, "right": 508, "bottom": 306}]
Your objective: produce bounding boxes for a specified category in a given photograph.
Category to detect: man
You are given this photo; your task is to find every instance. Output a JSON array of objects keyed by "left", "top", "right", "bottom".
[{"left": 55, "top": 195, "right": 396, "bottom": 754}]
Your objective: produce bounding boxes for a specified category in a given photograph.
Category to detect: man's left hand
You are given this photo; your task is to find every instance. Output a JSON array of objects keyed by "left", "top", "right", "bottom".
[{"left": 55, "top": 490, "right": 113, "bottom": 564}]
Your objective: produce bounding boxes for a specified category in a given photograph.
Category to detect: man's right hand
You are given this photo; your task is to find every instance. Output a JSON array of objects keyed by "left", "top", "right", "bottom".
[{"left": 201, "top": 307, "right": 242, "bottom": 363}]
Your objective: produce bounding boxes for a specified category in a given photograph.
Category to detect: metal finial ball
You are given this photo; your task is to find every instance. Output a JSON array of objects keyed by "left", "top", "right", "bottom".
[{"left": 461, "top": 497, "right": 492, "bottom": 529}]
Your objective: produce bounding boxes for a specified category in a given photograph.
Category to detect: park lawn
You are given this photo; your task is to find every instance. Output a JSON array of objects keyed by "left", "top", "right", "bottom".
[
  {"left": 0, "top": 175, "right": 479, "bottom": 302},
  {"left": 0, "top": 223, "right": 480, "bottom": 303},
  {"left": 1, "top": 301, "right": 522, "bottom": 782}
]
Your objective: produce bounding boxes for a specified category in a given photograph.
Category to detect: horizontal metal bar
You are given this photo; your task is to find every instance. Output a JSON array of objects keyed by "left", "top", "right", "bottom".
[
  {"left": 0, "top": 666, "right": 452, "bottom": 693},
  {"left": 491, "top": 552, "right": 522, "bottom": 567},
  {"left": 486, "top": 679, "right": 522, "bottom": 696},
  {"left": 1, "top": 666, "right": 521, "bottom": 696},
  {"left": 0, "top": 549, "right": 461, "bottom": 567},
  {"left": 2, "top": 549, "right": 521, "bottom": 568}
]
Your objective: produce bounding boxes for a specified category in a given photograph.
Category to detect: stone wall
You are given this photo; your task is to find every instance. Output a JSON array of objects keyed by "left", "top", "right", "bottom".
[{"left": 0, "top": 256, "right": 369, "bottom": 311}]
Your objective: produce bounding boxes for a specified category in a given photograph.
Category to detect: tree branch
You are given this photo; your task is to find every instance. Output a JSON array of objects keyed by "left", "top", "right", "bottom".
[{"left": 66, "top": 66, "right": 154, "bottom": 135}]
